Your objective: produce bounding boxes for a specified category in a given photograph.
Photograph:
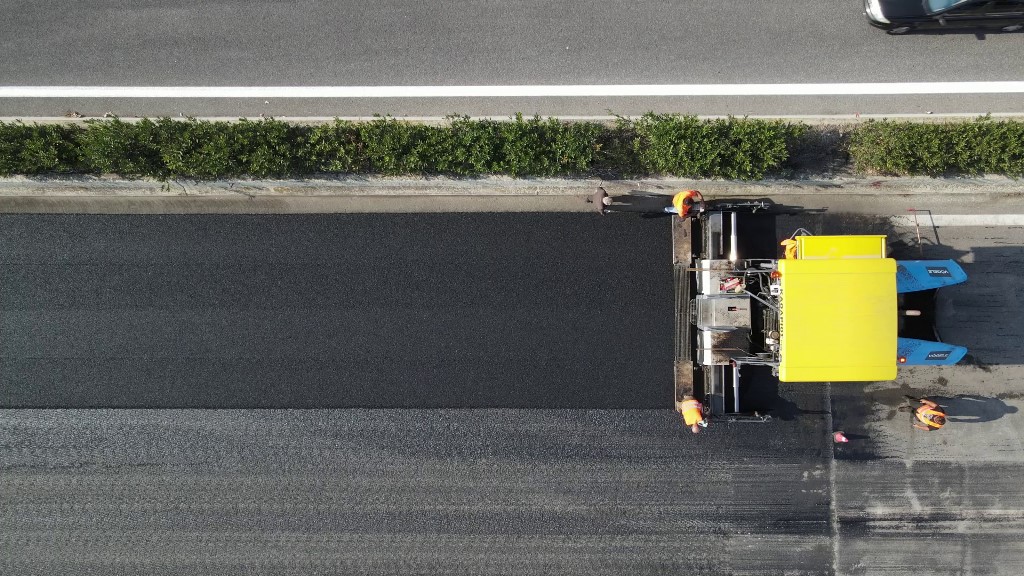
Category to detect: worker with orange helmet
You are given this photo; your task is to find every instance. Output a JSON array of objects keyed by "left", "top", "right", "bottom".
[
  {"left": 667, "top": 190, "right": 704, "bottom": 218},
  {"left": 677, "top": 395, "right": 709, "bottom": 434},
  {"left": 904, "top": 396, "right": 947, "bottom": 431},
  {"left": 780, "top": 238, "right": 798, "bottom": 259}
]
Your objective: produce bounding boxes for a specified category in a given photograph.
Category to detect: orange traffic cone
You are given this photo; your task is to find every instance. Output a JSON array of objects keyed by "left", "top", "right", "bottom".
[{"left": 833, "top": 431, "right": 850, "bottom": 443}]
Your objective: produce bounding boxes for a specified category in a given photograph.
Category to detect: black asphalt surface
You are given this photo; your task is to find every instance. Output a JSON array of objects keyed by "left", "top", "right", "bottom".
[{"left": 0, "top": 213, "right": 672, "bottom": 408}]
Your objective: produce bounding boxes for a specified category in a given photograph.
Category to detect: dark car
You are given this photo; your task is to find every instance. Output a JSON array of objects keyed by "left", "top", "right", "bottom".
[{"left": 865, "top": 0, "right": 1024, "bottom": 34}]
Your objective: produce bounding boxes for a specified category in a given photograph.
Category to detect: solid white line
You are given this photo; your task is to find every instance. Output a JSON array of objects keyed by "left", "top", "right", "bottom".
[
  {"left": 7, "top": 112, "right": 1024, "bottom": 123},
  {"left": 3, "top": 82, "right": 1024, "bottom": 98},
  {"left": 890, "top": 214, "right": 1024, "bottom": 227}
]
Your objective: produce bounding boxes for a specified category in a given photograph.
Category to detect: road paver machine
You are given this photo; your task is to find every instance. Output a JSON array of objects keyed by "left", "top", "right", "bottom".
[{"left": 671, "top": 199, "right": 968, "bottom": 421}]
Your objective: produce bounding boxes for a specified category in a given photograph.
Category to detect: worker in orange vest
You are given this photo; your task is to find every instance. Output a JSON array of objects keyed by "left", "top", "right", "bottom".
[
  {"left": 780, "top": 238, "right": 798, "bottom": 259},
  {"left": 668, "top": 190, "right": 704, "bottom": 218},
  {"left": 905, "top": 396, "right": 947, "bottom": 431},
  {"left": 677, "top": 395, "right": 709, "bottom": 434}
]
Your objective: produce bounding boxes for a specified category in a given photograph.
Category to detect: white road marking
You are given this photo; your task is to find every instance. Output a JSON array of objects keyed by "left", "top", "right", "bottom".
[
  {"left": 2, "top": 82, "right": 1024, "bottom": 98},
  {"left": 890, "top": 214, "right": 1024, "bottom": 227},
  {"left": 6, "top": 113, "right": 1024, "bottom": 124}
]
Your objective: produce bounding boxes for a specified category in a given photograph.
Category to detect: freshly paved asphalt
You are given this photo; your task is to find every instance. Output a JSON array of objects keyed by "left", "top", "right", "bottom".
[
  {"left": 0, "top": 213, "right": 672, "bottom": 408},
  {"left": 2, "top": 211, "right": 1023, "bottom": 575},
  {"left": 1, "top": 0, "right": 1023, "bottom": 117}
]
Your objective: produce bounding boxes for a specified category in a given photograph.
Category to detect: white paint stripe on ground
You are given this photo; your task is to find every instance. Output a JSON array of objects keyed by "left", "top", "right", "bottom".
[
  {"left": 3, "top": 82, "right": 1024, "bottom": 98},
  {"left": 890, "top": 214, "right": 1024, "bottom": 227},
  {"left": 6, "top": 113, "right": 1024, "bottom": 123}
]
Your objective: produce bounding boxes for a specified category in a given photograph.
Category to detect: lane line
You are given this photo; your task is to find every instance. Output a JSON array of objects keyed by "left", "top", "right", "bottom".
[
  {"left": 3, "top": 82, "right": 1024, "bottom": 98},
  {"left": 890, "top": 214, "right": 1024, "bottom": 227}
]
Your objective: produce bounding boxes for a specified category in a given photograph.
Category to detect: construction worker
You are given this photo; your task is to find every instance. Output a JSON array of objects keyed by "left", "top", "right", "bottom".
[
  {"left": 781, "top": 238, "right": 798, "bottom": 259},
  {"left": 666, "top": 190, "right": 704, "bottom": 218},
  {"left": 588, "top": 189, "right": 611, "bottom": 213},
  {"left": 588, "top": 189, "right": 666, "bottom": 215},
  {"left": 905, "top": 396, "right": 947, "bottom": 431},
  {"left": 677, "top": 395, "right": 709, "bottom": 434}
]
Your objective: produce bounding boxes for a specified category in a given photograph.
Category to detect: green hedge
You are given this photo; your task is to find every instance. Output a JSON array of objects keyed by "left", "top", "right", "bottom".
[
  {"left": 0, "top": 123, "right": 85, "bottom": 174},
  {"left": 0, "top": 114, "right": 801, "bottom": 180},
  {"left": 1, "top": 115, "right": 1021, "bottom": 180},
  {"left": 849, "top": 118, "right": 1024, "bottom": 177},
  {"left": 625, "top": 114, "right": 806, "bottom": 179}
]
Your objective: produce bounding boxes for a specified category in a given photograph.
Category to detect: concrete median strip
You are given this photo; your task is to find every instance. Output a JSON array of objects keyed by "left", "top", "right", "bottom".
[{"left": 4, "top": 82, "right": 1024, "bottom": 98}]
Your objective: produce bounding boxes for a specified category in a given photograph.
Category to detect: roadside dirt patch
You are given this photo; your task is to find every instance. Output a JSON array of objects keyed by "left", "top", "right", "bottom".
[{"left": 779, "top": 124, "right": 855, "bottom": 179}]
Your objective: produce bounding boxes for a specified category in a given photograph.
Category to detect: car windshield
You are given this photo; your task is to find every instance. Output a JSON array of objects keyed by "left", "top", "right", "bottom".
[{"left": 924, "top": 0, "right": 973, "bottom": 14}]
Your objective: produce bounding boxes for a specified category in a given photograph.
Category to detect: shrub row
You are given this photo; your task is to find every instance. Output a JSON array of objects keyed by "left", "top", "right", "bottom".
[
  {"left": 1, "top": 115, "right": 1021, "bottom": 180},
  {"left": 849, "top": 118, "right": 1024, "bottom": 177},
  {"left": 0, "top": 114, "right": 803, "bottom": 180}
]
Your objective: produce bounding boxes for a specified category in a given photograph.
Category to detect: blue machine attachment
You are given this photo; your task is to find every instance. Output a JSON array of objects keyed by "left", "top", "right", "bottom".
[
  {"left": 896, "top": 260, "right": 968, "bottom": 294},
  {"left": 898, "top": 337, "right": 968, "bottom": 366}
]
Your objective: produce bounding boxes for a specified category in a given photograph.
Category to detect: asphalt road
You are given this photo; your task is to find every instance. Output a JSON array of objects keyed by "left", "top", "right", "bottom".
[
  {"left": 2, "top": 210, "right": 1023, "bottom": 575},
  {"left": 0, "top": 212, "right": 833, "bottom": 575},
  {"left": 1, "top": 405, "right": 835, "bottom": 576},
  {"left": 1, "top": 0, "right": 1022, "bottom": 117},
  {"left": 0, "top": 213, "right": 673, "bottom": 408}
]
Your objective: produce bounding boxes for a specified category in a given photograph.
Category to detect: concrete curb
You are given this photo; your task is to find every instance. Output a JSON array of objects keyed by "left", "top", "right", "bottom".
[
  {"left": 0, "top": 175, "right": 1021, "bottom": 198},
  {"left": 0, "top": 176, "right": 1020, "bottom": 214},
  {"left": 4, "top": 113, "right": 1024, "bottom": 125}
]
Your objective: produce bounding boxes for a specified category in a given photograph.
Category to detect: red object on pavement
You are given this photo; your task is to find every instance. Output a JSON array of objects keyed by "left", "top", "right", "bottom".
[{"left": 833, "top": 431, "right": 850, "bottom": 443}]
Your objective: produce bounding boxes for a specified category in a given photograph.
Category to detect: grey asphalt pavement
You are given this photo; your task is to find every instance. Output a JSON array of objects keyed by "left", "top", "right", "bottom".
[
  {"left": 1, "top": 404, "right": 834, "bottom": 576},
  {"left": 791, "top": 213, "right": 1024, "bottom": 574},
  {"left": 1, "top": 0, "right": 1023, "bottom": 117}
]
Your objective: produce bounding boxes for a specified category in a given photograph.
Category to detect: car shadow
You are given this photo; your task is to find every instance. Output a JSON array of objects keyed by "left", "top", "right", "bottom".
[{"left": 892, "top": 27, "right": 1023, "bottom": 38}]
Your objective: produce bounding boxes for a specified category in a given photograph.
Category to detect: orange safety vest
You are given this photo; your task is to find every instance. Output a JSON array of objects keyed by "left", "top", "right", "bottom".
[
  {"left": 915, "top": 406, "right": 946, "bottom": 429},
  {"left": 672, "top": 191, "right": 700, "bottom": 218},
  {"left": 680, "top": 399, "right": 704, "bottom": 426},
  {"left": 780, "top": 238, "right": 798, "bottom": 259}
]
